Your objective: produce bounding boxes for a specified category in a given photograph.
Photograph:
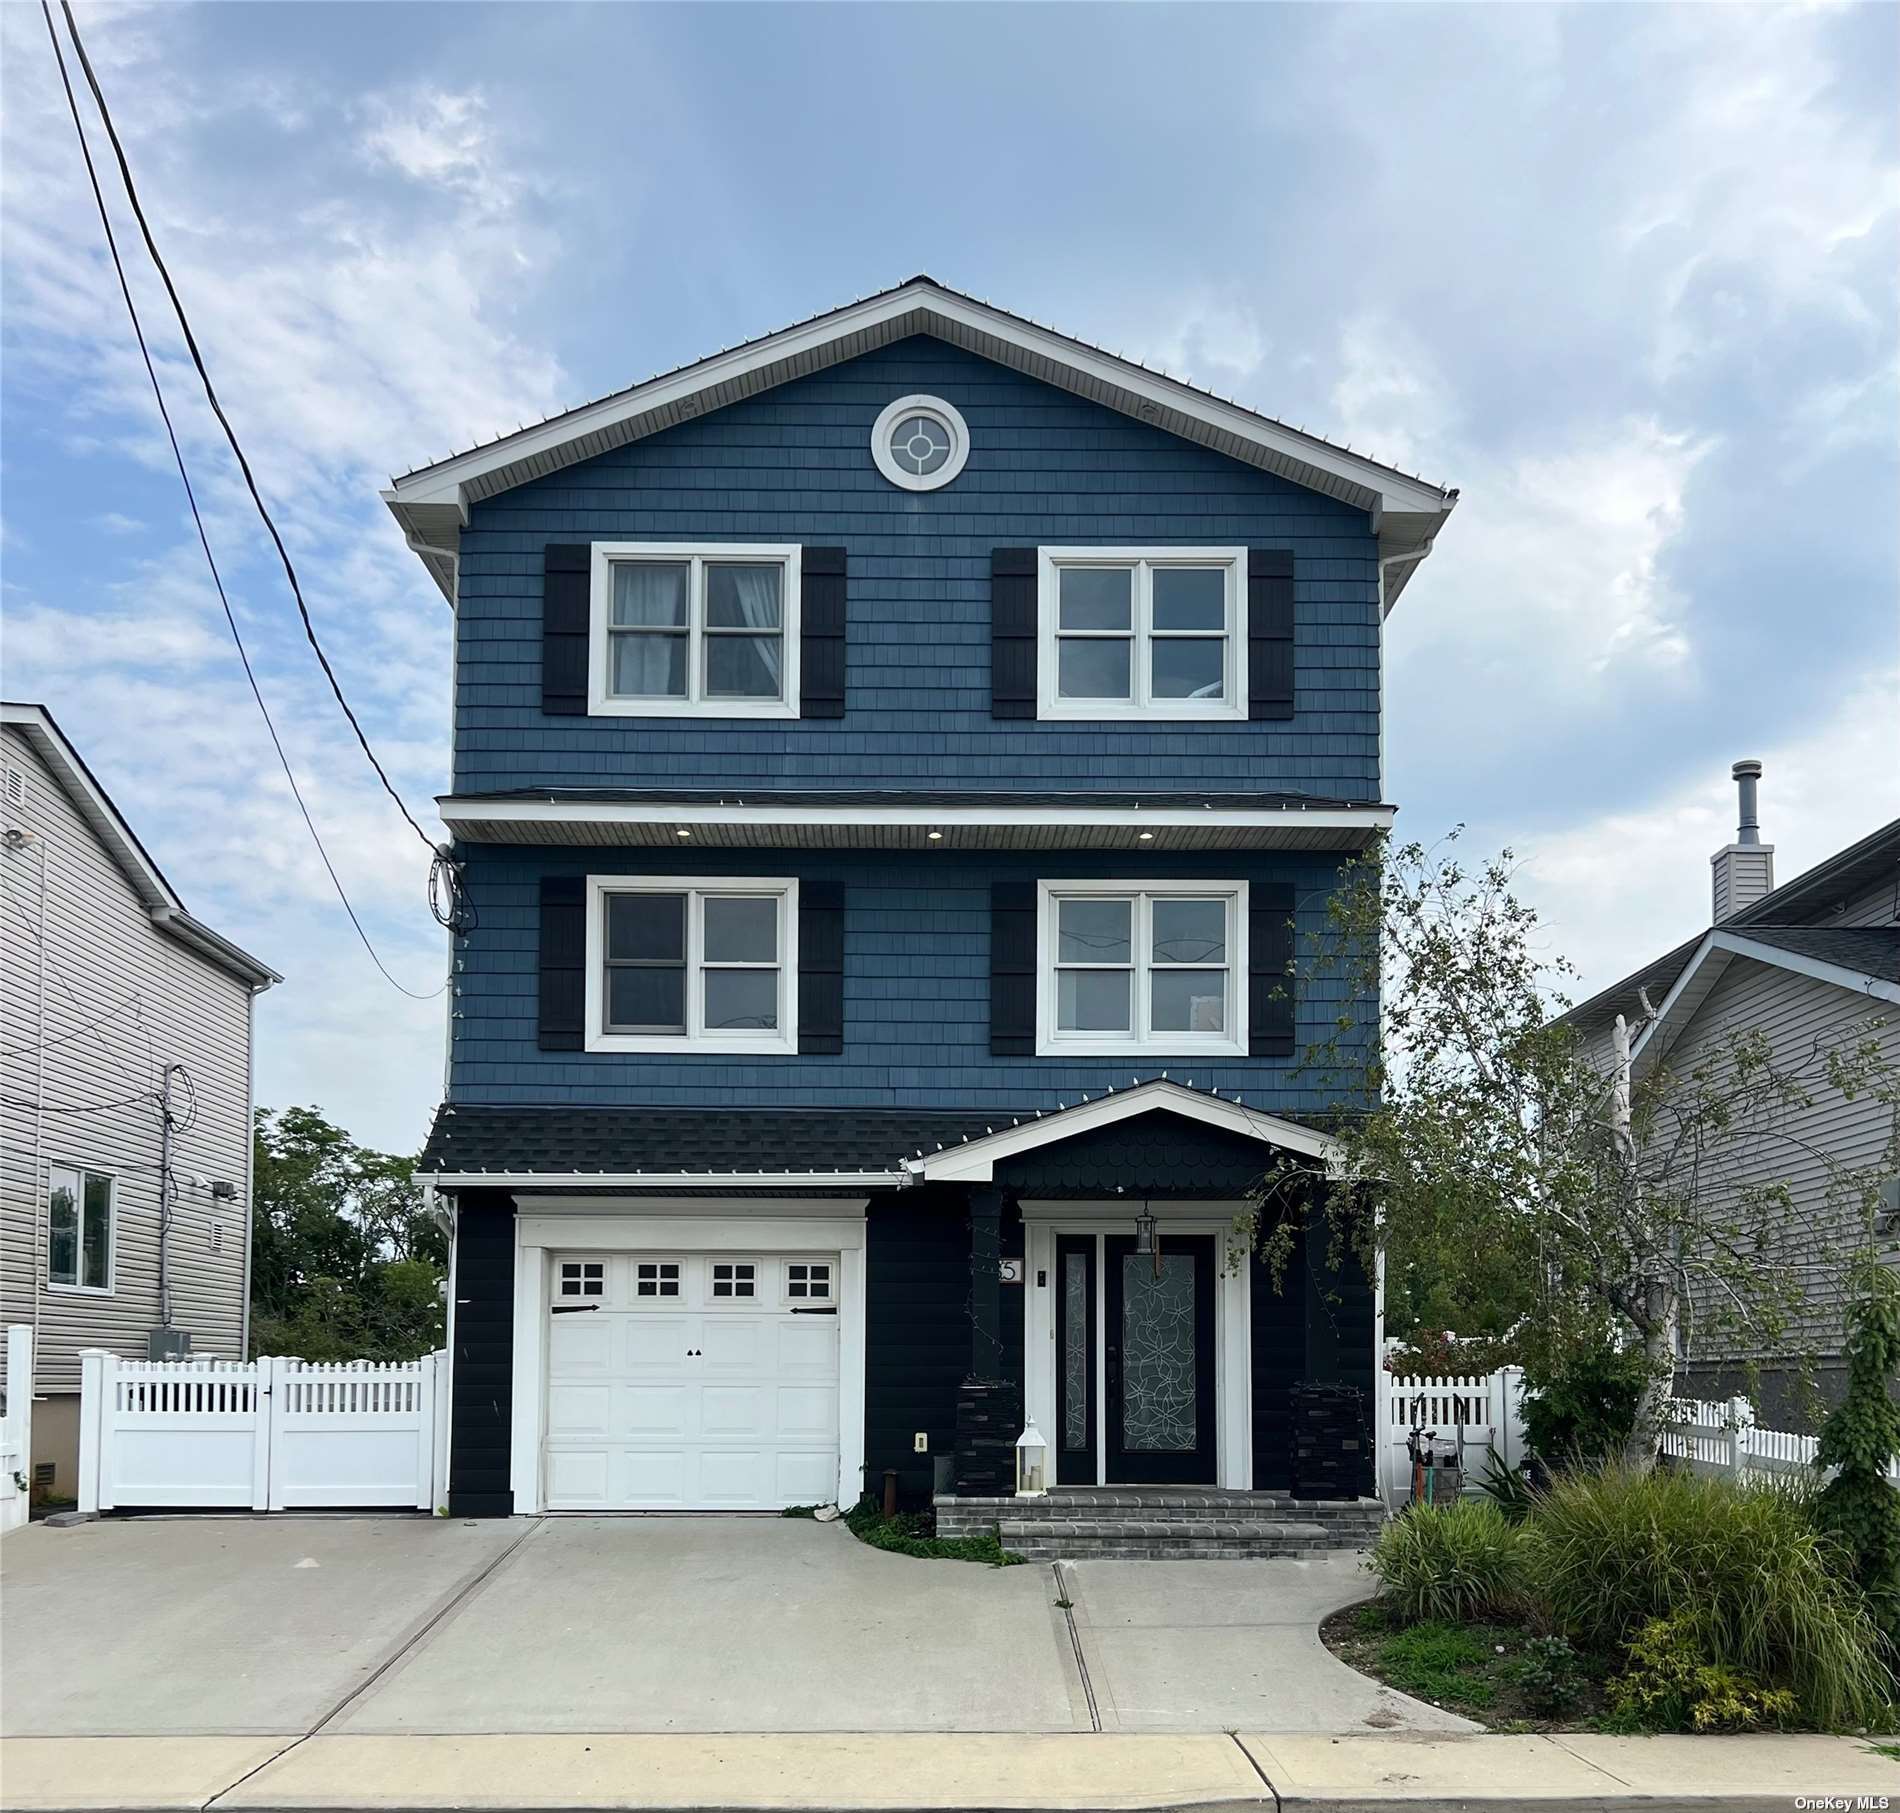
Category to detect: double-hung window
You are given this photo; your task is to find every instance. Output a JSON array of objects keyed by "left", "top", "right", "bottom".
[
  {"left": 589, "top": 544, "right": 801, "bottom": 718},
  {"left": 1037, "top": 881, "right": 1246, "bottom": 1056},
  {"left": 1037, "top": 548, "right": 1245, "bottom": 720},
  {"left": 586, "top": 876, "right": 797, "bottom": 1054},
  {"left": 48, "top": 1165, "right": 113, "bottom": 1292}
]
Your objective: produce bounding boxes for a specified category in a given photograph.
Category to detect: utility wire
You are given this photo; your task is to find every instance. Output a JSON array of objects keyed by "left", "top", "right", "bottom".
[
  {"left": 39, "top": 0, "right": 446, "bottom": 1000},
  {"left": 56, "top": 0, "right": 435, "bottom": 858}
]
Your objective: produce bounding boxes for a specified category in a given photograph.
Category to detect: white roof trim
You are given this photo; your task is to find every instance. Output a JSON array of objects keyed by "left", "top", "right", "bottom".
[
  {"left": 907, "top": 1080, "right": 1338, "bottom": 1183},
  {"left": 440, "top": 795, "right": 1395, "bottom": 852},
  {"left": 1630, "top": 929, "right": 1900, "bottom": 1072},
  {"left": 423, "top": 1169, "right": 912, "bottom": 1190},
  {"left": 384, "top": 279, "right": 1456, "bottom": 607}
]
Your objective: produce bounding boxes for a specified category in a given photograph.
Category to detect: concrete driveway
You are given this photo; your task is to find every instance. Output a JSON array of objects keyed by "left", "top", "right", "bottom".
[{"left": 0, "top": 1516, "right": 1472, "bottom": 1739}]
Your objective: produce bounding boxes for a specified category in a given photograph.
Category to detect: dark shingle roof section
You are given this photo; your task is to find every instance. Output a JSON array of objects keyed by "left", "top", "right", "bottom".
[
  {"left": 1732, "top": 925, "right": 1900, "bottom": 983},
  {"left": 419, "top": 1105, "right": 978, "bottom": 1178}
]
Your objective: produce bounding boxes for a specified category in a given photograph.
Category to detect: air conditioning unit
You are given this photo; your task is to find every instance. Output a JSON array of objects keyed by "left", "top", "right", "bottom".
[{"left": 147, "top": 1329, "right": 192, "bottom": 1362}]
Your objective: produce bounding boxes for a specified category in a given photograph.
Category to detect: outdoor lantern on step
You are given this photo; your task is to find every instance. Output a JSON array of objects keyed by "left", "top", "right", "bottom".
[{"left": 1014, "top": 1418, "right": 1048, "bottom": 1496}]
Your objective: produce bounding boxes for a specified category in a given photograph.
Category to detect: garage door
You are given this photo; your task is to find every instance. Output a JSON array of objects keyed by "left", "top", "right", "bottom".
[{"left": 543, "top": 1252, "right": 840, "bottom": 1511}]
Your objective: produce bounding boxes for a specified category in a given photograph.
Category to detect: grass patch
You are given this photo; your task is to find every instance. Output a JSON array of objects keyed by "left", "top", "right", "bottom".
[
  {"left": 1865, "top": 1743, "right": 1900, "bottom": 1762},
  {"left": 779, "top": 1504, "right": 820, "bottom": 1519},
  {"left": 843, "top": 1499, "right": 1024, "bottom": 1566}
]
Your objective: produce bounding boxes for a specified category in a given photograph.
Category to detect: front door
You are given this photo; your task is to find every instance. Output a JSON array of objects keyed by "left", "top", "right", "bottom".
[{"left": 1104, "top": 1234, "right": 1217, "bottom": 1484}]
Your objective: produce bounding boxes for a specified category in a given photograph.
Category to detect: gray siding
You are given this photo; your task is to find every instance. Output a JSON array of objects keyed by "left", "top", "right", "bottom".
[
  {"left": 1647, "top": 953, "right": 1900, "bottom": 1365},
  {"left": 0, "top": 730, "right": 257, "bottom": 1392}
]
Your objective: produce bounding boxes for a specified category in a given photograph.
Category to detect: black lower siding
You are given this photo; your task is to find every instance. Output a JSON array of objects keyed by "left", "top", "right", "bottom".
[{"left": 448, "top": 1189, "right": 517, "bottom": 1516}]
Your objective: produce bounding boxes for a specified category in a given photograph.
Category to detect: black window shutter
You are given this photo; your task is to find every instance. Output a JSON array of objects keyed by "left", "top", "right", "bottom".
[
  {"left": 991, "top": 548, "right": 1038, "bottom": 719},
  {"left": 990, "top": 880, "right": 1037, "bottom": 1056},
  {"left": 543, "top": 544, "right": 591, "bottom": 717},
  {"left": 801, "top": 547, "right": 846, "bottom": 719},
  {"left": 538, "top": 876, "right": 586, "bottom": 1052},
  {"left": 797, "top": 879, "right": 846, "bottom": 1054},
  {"left": 1249, "top": 882, "right": 1296, "bottom": 1057},
  {"left": 1247, "top": 549, "right": 1295, "bottom": 722}
]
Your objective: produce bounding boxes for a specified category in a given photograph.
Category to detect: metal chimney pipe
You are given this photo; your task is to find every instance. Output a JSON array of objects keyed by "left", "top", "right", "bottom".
[{"left": 1732, "top": 759, "right": 1763, "bottom": 846}]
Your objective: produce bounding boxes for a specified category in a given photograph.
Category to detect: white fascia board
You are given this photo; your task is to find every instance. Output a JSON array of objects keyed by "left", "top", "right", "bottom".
[
  {"left": 1629, "top": 929, "right": 1900, "bottom": 1071},
  {"left": 424, "top": 1170, "right": 912, "bottom": 1190},
  {"left": 909, "top": 1080, "right": 1338, "bottom": 1183},
  {"left": 440, "top": 796, "right": 1394, "bottom": 835}
]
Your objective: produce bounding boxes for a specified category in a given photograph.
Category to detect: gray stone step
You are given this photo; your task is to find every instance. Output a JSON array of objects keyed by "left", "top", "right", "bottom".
[{"left": 999, "top": 1517, "right": 1335, "bottom": 1560}]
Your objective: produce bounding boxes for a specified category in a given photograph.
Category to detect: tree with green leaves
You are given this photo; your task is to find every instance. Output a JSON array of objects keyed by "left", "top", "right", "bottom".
[
  {"left": 1814, "top": 1256, "right": 1900, "bottom": 1655},
  {"left": 250, "top": 1106, "right": 446, "bottom": 1361},
  {"left": 1249, "top": 832, "right": 1899, "bottom": 1468}
]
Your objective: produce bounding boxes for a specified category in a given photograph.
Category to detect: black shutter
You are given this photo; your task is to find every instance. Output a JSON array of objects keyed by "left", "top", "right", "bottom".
[
  {"left": 543, "top": 544, "right": 591, "bottom": 716},
  {"left": 801, "top": 547, "right": 846, "bottom": 719},
  {"left": 990, "top": 880, "right": 1037, "bottom": 1056},
  {"left": 538, "top": 876, "right": 586, "bottom": 1052},
  {"left": 1248, "top": 549, "right": 1295, "bottom": 721},
  {"left": 797, "top": 878, "right": 845, "bottom": 1054},
  {"left": 991, "top": 548, "right": 1037, "bottom": 719},
  {"left": 1249, "top": 882, "right": 1296, "bottom": 1057}
]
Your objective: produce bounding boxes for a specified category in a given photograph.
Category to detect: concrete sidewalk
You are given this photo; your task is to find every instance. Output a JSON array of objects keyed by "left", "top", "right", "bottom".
[{"left": 2, "top": 1730, "right": 1895, "bottom": 1811}]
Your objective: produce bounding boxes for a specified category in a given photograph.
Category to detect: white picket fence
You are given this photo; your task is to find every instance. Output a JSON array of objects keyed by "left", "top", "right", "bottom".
[
  {"left": 1379, "top": 1368, "right": 1527, "bottom": 1507},
  {"left": 78, "top": 1349, "right": 449, "bottom": 1515},
  {"left": 1380, "top": 1369, "right": 1900, "bottom": 1506},
  {"left": 1660, "top": 1394, "right": 1900, "bottom": 1487},
  {"left": 2, "top": 1325, "right": 33, "bottom": 1534}
]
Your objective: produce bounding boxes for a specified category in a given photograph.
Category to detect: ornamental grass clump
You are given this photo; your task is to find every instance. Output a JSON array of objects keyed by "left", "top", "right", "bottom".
[
  {"left": 1367, "top": 1500, "right": 1527, "bottom": 1625},
  {"left": 1526, "top": 1464, "right": 1893, "bottom": 1730}
]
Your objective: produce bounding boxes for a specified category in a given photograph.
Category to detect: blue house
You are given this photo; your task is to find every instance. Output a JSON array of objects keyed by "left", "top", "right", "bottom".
[{"left": 392, "top": 278, "right": 1456, "bottom": 1546}]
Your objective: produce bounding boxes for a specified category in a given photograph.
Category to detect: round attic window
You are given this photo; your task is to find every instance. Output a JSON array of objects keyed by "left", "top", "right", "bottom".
[{"left": 871, "top": 395, "right": 970, "bottom": 492}]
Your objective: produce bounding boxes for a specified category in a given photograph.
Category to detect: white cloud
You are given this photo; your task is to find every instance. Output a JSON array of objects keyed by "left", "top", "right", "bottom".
[{"left": 357, "top": 88, "right": 518, "bottom": 215}]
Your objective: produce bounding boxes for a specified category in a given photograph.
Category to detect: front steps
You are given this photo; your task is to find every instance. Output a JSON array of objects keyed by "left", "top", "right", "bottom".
[{"left": 933, "top": 1487, "right": 1385, "bottom": 1560}]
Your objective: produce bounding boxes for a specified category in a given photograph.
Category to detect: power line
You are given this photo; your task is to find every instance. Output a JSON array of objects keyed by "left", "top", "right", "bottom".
[
  {"left": 56, "top": 0, "right": 437, "bottom": 859},
  {"left": 38, "top": 0, "right": 447, "bottom": 1002}
]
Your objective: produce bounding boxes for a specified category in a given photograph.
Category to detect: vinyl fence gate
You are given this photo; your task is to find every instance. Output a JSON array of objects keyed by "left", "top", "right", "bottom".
[{"left": 78, "top": 1350, "right": 448, "bottom": 1515}]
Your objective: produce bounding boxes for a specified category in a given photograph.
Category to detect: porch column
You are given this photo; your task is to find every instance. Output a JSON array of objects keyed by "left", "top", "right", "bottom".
[{"left": 968, "top": 1186, "right": 1005, "bottom": 1379}]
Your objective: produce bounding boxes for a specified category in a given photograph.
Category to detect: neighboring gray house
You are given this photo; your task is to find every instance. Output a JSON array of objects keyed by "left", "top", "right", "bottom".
[
  {"left": 1560, "top": 762, "right": 1900, "bottom": 1420},
  {"left": 0, "top": 702, "right": 277, "bottom": 1497}
]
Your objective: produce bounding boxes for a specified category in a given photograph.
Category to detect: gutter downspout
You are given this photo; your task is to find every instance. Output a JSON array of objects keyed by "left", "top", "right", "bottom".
[
  {"left": 25, "top": 835, "right": 48, "bottom": 1401},
  {"left": 239, "top": 983, "right": 260, "bottom": 1360}
]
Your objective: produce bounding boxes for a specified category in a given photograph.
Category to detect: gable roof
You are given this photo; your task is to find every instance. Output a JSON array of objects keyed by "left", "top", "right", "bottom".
[
  {"left": 1560, "top": 816, "right": 1900, "bottom": 1037},
  {"left": 383, "top": 275, "right": 1457, "bottom": 609},
  {"left": 2, "top": 702, "right": 279, "bottom": 989}
]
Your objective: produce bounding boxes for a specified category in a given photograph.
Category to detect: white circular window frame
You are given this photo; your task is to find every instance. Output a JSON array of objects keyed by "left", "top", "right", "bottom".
[{"left": 871, "top": 394, "right": 970, "bottom": 492}]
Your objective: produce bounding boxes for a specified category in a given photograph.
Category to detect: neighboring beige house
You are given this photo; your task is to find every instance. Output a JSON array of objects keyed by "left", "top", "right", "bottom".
[
  {"left": 1, "top": 703, "right": 277, "bottom": 1496},
  {"left": 1560, "top": 762, "right": 1900, "bottom": 1422}
]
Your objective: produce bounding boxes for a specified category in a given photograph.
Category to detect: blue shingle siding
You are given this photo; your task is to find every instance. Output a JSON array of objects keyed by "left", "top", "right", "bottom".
[
  {"left": 452, "top": 337, "right": 1381, "bottom": 799},
  {"left": 448, "top": 846, "right": 1371, "bottom": 1116}
]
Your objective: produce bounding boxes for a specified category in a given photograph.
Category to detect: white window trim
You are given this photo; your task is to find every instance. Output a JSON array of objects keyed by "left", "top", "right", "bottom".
[
  {"left": 1035, "top": 879, "right": 1248, "bottom": 1058},
  {"left": 1036, "top": 546, "right": 1247, "bottom": 722},
  {"left": 47, "top": 1162, "right": 115, "bottom": 1296},
  {"left": 870, "top": 394, "right": 970, "bottom": 492},
  {"left": 584, "top": 874, "right": 799, "bottom": 1055},
  {"left": 588, "top": 543, "right": 802, "bottom": 719}
]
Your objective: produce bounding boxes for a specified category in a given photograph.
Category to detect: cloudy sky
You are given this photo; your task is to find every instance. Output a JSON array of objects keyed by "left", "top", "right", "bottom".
[{"left": 3, "top": 2, "right": 1895, "bottom": 1153}]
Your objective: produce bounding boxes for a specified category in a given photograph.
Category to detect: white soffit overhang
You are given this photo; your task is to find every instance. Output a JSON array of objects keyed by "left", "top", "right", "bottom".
[
  {"left": 384, "top": 278, "right": 1456, "bottom": 609},
  {"left": 909, "top": 1080, "right": 1339, "bottom": 1184},
  {"left": 438, "top": 796, "right": 1397, "bottom": 852},
  {"left": 1630, "top": 929, "right": 1900, "bottom": 1074}
]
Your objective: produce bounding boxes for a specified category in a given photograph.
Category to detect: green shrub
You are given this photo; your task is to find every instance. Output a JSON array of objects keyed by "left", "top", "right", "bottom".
[
  {"left": 843, "top": 1499, "right": 1023, "bottom": 1566},
  {"left": 1519, "top": 1346, "right": 1649, "bottom": 1469},
  {"left": 1607, "top": 1615, "right": 1797, "bottom": 1733},
  {"left": 1814, "top": 1258, "right": 1900, "bottom": 1655},
  {"left": 1528, "top": 1465, "right": 1893, "bottom": 1729},
  {"left": 1368, "top": 1500, "right": 1526, "bottom": 1624},
  {"left": 1515, "top": 1634, "right": 1586, "bottom": 1715}
]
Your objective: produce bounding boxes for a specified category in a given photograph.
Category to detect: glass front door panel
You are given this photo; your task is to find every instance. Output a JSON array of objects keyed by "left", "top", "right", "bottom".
[{"left": 1119, "top": 1252, "right": 1198, "bottom": 1451}]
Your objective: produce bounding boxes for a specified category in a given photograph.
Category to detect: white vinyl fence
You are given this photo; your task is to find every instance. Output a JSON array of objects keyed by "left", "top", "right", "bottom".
[
  {"left": 1379, "top": 1368, "right": 1526, "bottom": 1507},
  {"left": 2, "top": 1325, "right": 33, "bottom": 1534},
  {"left": 1380, "top": 1368, "right": 1899, "bottom": 1507},
  {"left": 78, "top": 1349, "right": 449, "bottom": 1515},
  {"left": 1661, "top": 1394, "right": 1900, "bottom": 1488}
]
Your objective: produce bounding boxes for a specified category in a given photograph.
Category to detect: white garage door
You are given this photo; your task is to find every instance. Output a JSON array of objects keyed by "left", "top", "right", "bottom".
[{"left": 543, "top": 1252, "right": 840, "bottom": 1511}]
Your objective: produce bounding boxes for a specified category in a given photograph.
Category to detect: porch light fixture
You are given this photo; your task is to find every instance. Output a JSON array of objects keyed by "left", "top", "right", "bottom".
[
  {"left": 1134, "top": 1201, "right": 1157, "bottom": 1256},
  {"left": 927, "top": 829, "right": 943, "bottom": 841},
  {"left": 1138, "top": 830, "right": 1155, "bottom": 841},
  {"left": 675, "top": 828, "right": 692, "bottom": 838},
  {"left": 1014, "top": 1418, "right": 1048, "bottom": 1496}
]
